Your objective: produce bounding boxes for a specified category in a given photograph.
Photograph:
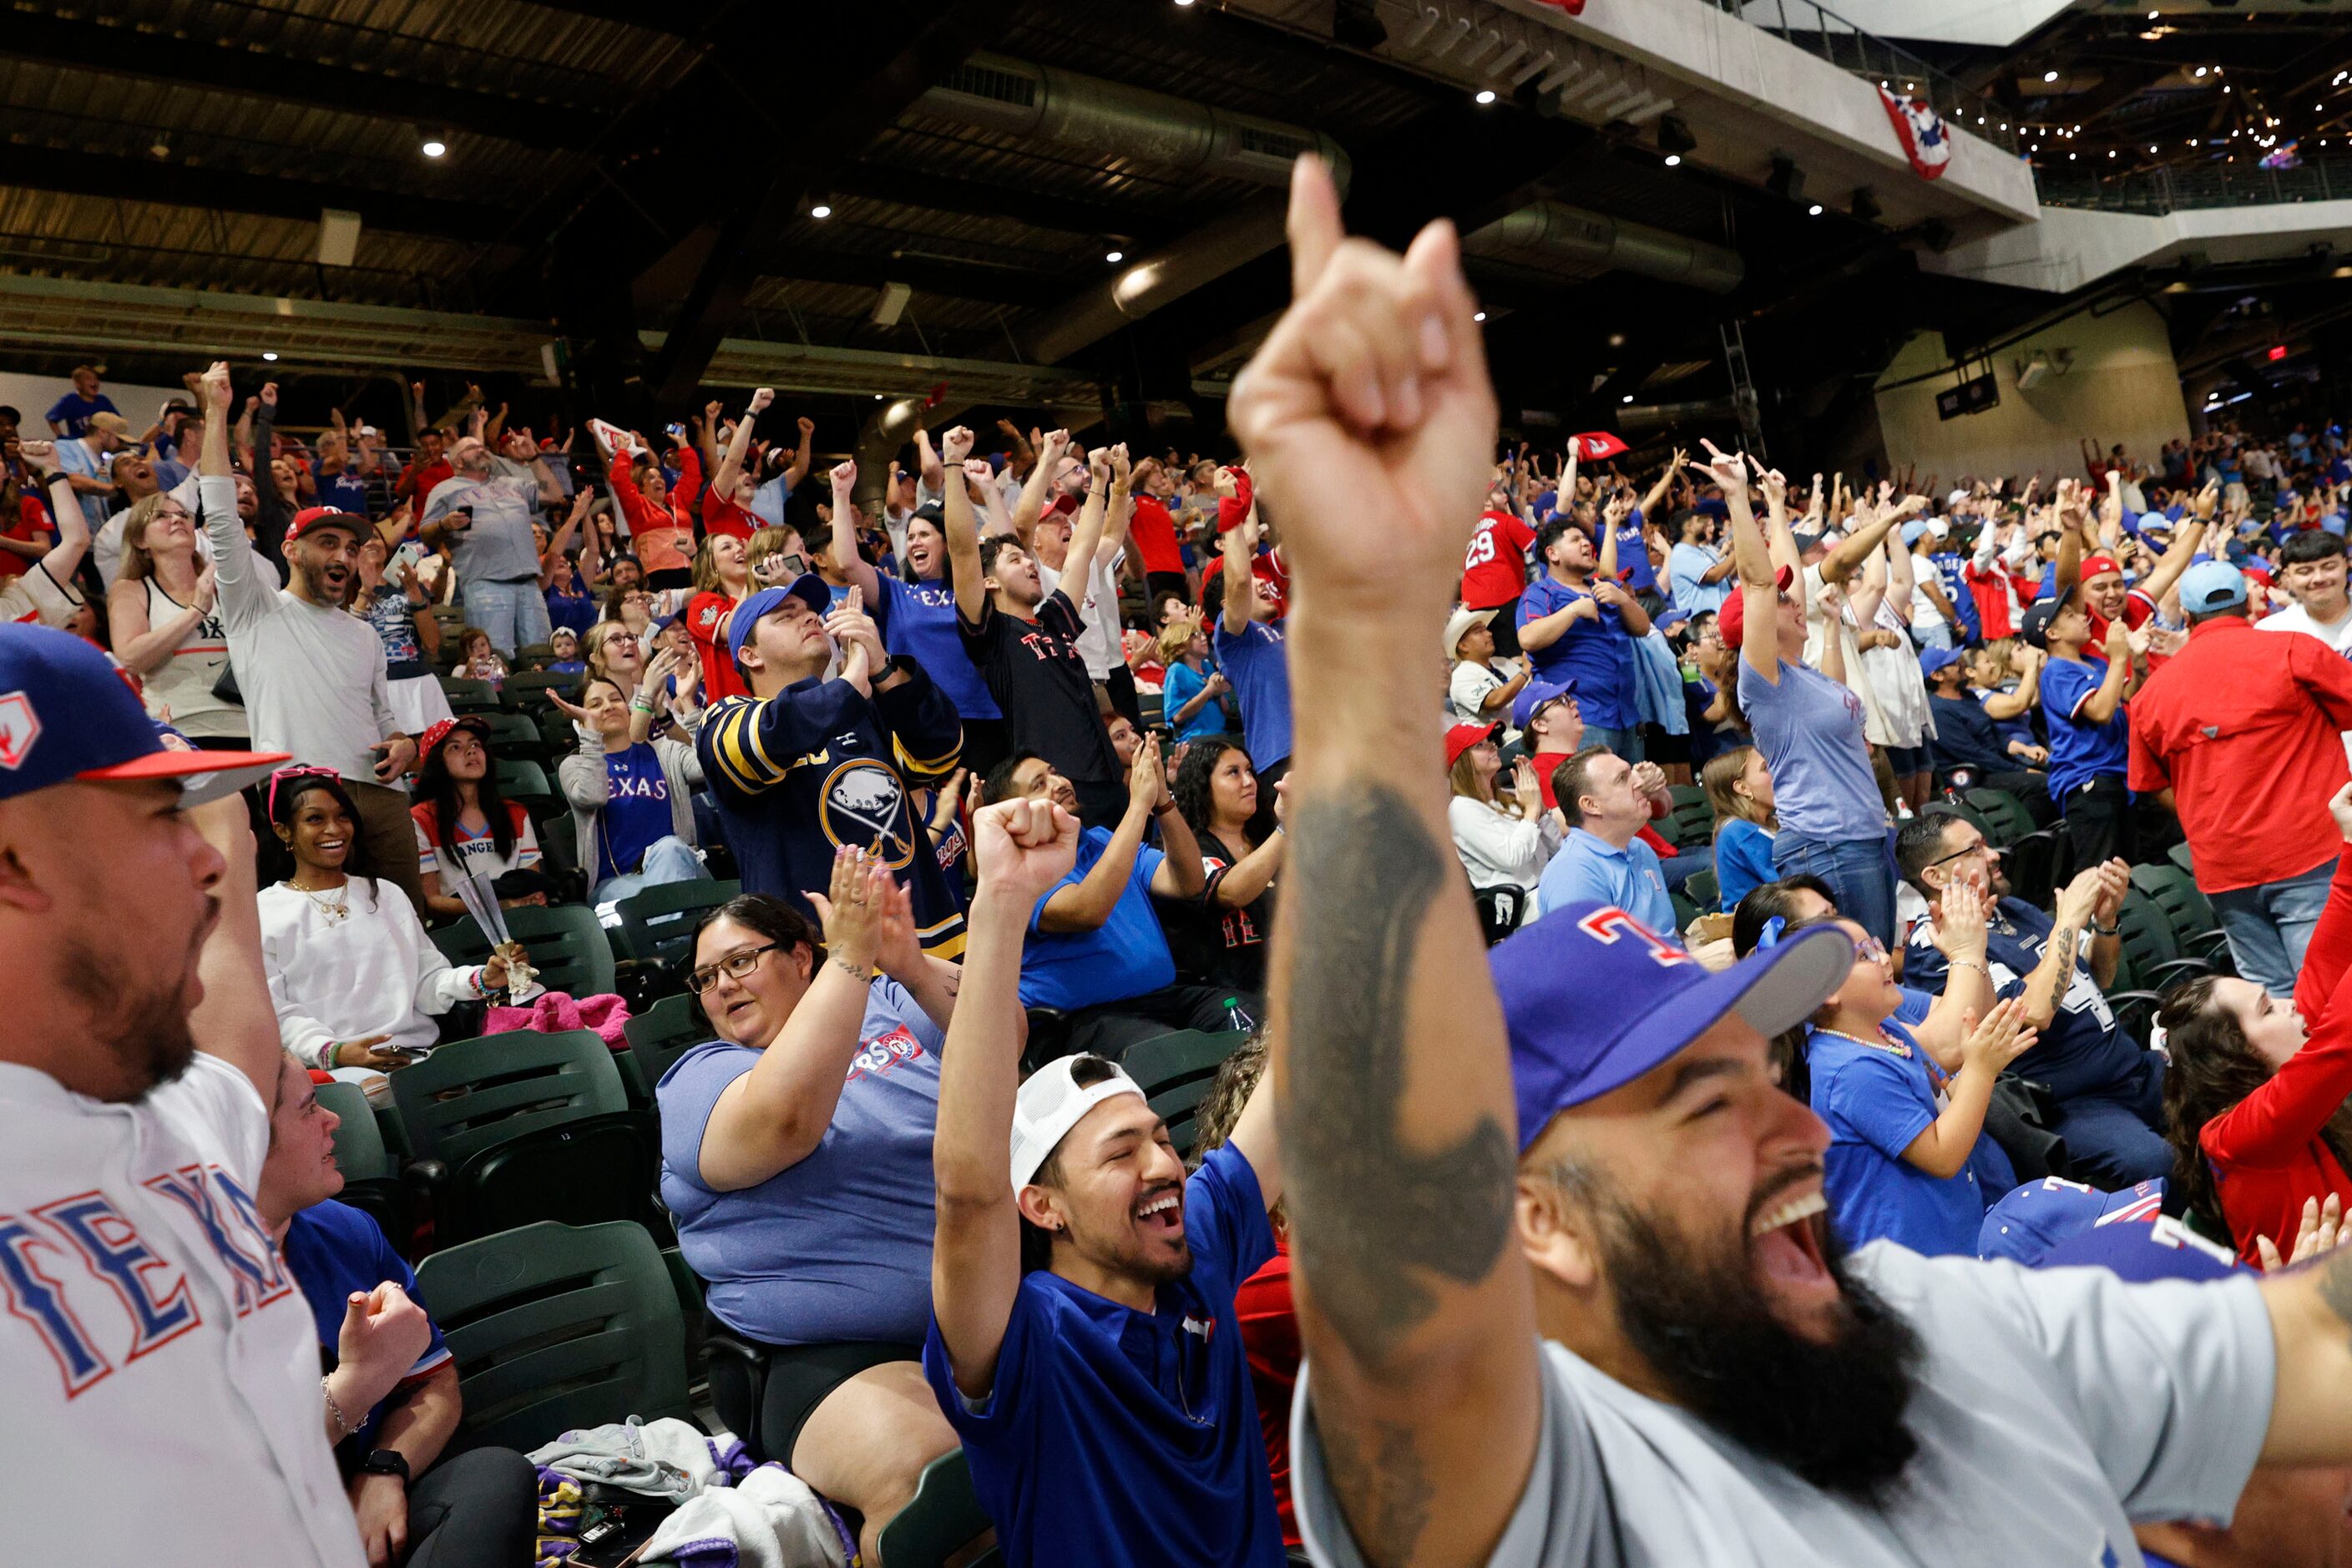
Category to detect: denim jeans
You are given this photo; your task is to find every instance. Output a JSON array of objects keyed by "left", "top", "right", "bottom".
[
  {"left": 1771, "top": 829, "right": 1897, "bottom": 948},
  {"left": 1586, "top": 725, "right": 1645, "bottom": 763},
  {"left": 2210, "top": 857, "right": 2337, "bottom": 998},
  {"left": 593, "top": 834, "right": 710, "bottom": 904},
  {"left": 460, "top": 577, "right": 553, "bottom": 658}
]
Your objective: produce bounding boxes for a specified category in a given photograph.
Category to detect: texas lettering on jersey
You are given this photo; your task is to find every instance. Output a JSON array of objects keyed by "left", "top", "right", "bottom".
[{"left": 1, "top": 1161, "right": 290, "bottom": 1399}]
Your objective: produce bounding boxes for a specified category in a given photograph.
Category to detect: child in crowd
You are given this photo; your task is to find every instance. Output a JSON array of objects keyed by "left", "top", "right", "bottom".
[
  {"left": 1702, "top": 744, "right": 1778, "bottom": 913},
  {"left": 545, "top": 625, "right": 586, "bottom": 675},
  {"left": 458, "top": 625, "right": 508, "bottom": 688}
]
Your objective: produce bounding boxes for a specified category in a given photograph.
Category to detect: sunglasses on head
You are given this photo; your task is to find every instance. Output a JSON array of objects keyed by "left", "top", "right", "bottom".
[{"left": 266, "top": 765, "right": 341, "bottom": 819}]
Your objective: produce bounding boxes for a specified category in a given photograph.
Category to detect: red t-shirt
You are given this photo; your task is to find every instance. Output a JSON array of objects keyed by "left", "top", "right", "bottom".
[
  {"left": 2127, "top": 614, "right": 2352, "bottom": 893},
  {"left": 2084, "top": 589, "right": 2156, "bottom": 651},
  {"left": 0, "top": 491, "right": 52, "bottom": 581},
  {"left": 701, "top": 489, "right": 760, "bottom": 542},
  {"left": 1530, "top": 749, "right": 1677, "bottom": 858},
  {"left": 1129, "top": 494, "right": 1184, "bottom": 577},
  {"left": 397, "top": 457, "right": 452, "bottom": 508},
  {"left": 685, "top": 589, "right": 751, "bottom": 703},
  {"left": 1232, "top": 1236, "right": 1301, "bottom": 1550},
  {"left": 1252, "top": 547, "right": 1289, "bottom": 620},
  {"left": 1461, "top": 509, "right": 1538, "bottom": 610}
]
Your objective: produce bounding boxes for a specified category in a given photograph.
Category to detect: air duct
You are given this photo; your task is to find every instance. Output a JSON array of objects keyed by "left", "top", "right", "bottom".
[
  {"left": 913, "top": 54, "right": 1349, "bottom": 367},
  {"left": 1463, "top": 200, "right": 1746, "bottom": 295},
  {"left": 1616, "top": 396, "right": 1737, "bottom": 436}
]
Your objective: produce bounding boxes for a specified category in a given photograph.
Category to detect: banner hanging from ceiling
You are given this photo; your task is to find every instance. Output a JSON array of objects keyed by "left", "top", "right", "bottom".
[{"left": 1877, "top": 85, "right": 1952, "bottom": 181}]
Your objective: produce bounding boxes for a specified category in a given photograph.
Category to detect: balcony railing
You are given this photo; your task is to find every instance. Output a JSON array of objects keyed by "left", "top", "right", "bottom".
[
  {"left": 1708, "top": 0, "right": 2021, "bottom": 155},
  {"left": 2034, "top": 156, "right": 2352, "bottom": 215}
]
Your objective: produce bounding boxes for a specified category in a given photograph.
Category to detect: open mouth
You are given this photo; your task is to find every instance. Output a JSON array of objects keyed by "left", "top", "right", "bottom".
[
  {"left": 1749, "top": 1189, "right": 1831, "bottom": 1287},
  {"left": 1135, "top": 1187, "right": 1185, "bottom": 1238},
  {"left": 316, "top": 838, "right": 348, "bottom": 857}
]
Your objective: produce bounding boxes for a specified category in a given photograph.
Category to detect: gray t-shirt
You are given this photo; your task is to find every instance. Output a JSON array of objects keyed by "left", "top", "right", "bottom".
[
  {"left": 1295, "top": 1244, "right": 2274, "bottom": 1568},
  {"left": 1737, "top": 655, "right": 1886, "bottom": 844},
  {"left": 420, "top": 458, "right": 542, "bottom": 584}
]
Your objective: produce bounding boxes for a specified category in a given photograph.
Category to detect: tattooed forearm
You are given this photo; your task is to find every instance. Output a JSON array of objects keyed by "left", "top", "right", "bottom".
[{"left": 1277, "top": 783, "right": 1517, "bottom": 1366}]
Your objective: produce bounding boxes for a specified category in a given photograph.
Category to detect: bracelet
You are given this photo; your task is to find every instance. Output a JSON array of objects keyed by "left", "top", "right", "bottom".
[
  {"left": 630, "top": 695, "right": 655, "bottom": 712},
  {"left": 1947, "top": 958, "right": 1989, "bottom": 976},
  {"left": 2091, "top": 920, "right": 2120, "bottom": 937},
  {"left": 322, "top": 1377, "right": 357, "bottom": 1443}
]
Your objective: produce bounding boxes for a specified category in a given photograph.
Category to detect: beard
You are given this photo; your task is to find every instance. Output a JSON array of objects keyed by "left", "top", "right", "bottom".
[
  {"left": 1593, "top": 1181, "right": 1923, "bottom": 1505},
  {"left": 59, "top": 929, "right": 201, "bottom": 1103}
]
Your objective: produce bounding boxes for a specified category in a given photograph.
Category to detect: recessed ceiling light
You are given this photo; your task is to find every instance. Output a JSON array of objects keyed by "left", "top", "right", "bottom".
[
  {"left": 2196, "top": 66, "right": 2208, "bottom": 77},
  {"left": 1608, "top": 333, "right": 1626, "bottom": 347},
  {"left": 261, "top": 352, "right": 279, "bottom": 362},
  {"left": 1808, "top": 202, "right": 1824, "bottom": 215},
  {"left": 1475, "top": 89, "right": 1497, "bottom": 105},
  {"left": 420, "top": 138, "right": 447, "bottom": 158},
  {"left": 1663, "top": 154, "right": 1682, "bottom": 167},
  {"left": 1473, "top": 311, "right": 1488, "bottom": 322},
  {"left": 1621, "top": 394, "right": 1635, "bottom": 404},
  {"left": 810, "top": 204, "right": 832, "bottom": 219},
  {"left": 1105, "top": 250, "right": 1124, "bottom": 263},
  {"left": 2043, "top": 69, "right": 2060, "bottom": 83}
]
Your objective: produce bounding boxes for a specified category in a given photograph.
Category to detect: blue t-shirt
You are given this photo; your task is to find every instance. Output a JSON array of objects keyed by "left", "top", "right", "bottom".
[
  {"left": 2039, "top": 656, "right": 2128, "bottom": 801},
  {"left": 1808, "top": 1020, "right": 2014, "bottom": 1257},
  {"left": 312, "top": 468, "right": 372, "bottom": 518},
  {"left": 880, "top": 574, "right": 999, "bottom": 721},
  {"left": 1611, "top": 505, "right": 1657, "bottom": 593},
  {"left": 281, "top": 1201, "right": 453, "bottom": 1449},
  {"left": 1161, "top": 660, "right": 1228, "bottom": 744},
  {"left": 1535, "top": 827, "right": 1674, "bottom": 931},
  {"left": 598, "top": 742, "right": 672, "bottom": 880},
  {"left": 44, "top": 390, "right": 118, "bottom": 439},
  {"left": 923, "top": 1142, "right": 1282, "bottom": 1568},
  {"left": 1735, "top": 659, "right": 1884, "bottom": 843},
  {"left": 657, "top": 978, "right": 946, "bottom": 1346},
  {"left": 1020, "top": 827, "right": 1175, "bottom": 1009},
  {"left": 1906, "top": 897, "right": 2147, "bottom": 1103},
  {"left": 1930, "top": 550, "right": 1981, "bottom": 640},
  {"left": 1212, "top": 620, "right": 1292, "bottom": 771},
  {"left": 1666, "top": 541, "right": 1730, "bottom": 615},
  {"left": 1518, "top": 574, "right": 1637, "bottom": 730},
  {"left": 1712, "top": 818, "right": 1778, "bottom": 913}
]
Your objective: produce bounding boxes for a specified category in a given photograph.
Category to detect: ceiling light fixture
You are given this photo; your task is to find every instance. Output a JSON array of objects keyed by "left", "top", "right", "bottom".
[
  {"left": 2196, "top": 66, "right": 2208, "bottom": 77},
  {"left": 1473, "top": 311, "right": 1488, "bottom": 322},
  {"left": 1621, "top": 394, "right": 1635, "bottom": 404},
  {"left": 810, "top": 203, "right": 833, "bottom": 219},
  {"left": 420, "top": 136, "right": 448, "bottom": 158},
  {"left": 261, "top": 352, "right": 279, "bottom": 362},
  {"left": 1105, "top": 250, "right": 1124, "bottom": 263},
  {"left": 1475, "top": 89, "right": 1497, "bottom": 105},
  {"left": 1808, "top": 202, "right": 1825, "bottom": 215},
  {"left": 1663, "top": 154, "right": 1682, "bottom": 167},
  {"left": 2043, "top": 69, "right": 2060, "bottom": 83}
]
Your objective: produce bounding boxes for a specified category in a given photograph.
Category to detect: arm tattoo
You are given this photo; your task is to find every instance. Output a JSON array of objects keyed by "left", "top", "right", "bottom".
[
  {"left": 2046, "top": 925, "right": 2078, "bottom": 989},
  {"left": 1279, "top": 784, "right": 1517, "bottom": 1366}
]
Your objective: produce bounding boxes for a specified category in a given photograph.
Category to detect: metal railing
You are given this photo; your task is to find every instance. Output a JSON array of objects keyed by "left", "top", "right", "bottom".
[
  {"left": 1707, "top": 0, "right": 2021, "bottom": 155},
  {"left": 2034, "top": 156, "right": 2352, "bottom": 215}
]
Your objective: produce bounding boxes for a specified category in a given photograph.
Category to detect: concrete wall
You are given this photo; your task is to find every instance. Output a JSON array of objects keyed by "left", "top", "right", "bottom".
[
  {"left": 1920, "top": 199, "right": 2352, "bottom": 294},
  {"left": 1871, "top": 300, "right": 2191, "bottom": 483},
  {"left": 1734, "top": 0, "right": 2073, "bottom": 48},
  {"left": 0, "top": 371, "right": 188, "bottom": 435}
]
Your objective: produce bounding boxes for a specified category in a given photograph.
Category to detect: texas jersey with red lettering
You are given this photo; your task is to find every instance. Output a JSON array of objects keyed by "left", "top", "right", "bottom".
[{"left": 0, "top": 1053, "right": 365, "bottom": 1565}]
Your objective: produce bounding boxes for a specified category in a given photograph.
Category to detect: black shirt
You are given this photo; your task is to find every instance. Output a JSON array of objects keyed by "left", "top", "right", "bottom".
[
  {"left": 1157, "top": 826, "right": 1272, "bottom": 992},
  {"left": 1928, "top": 691, "right": 2016, "bottom": 774},
  {"left": 959, "top": 590, "right": 1120, "bottom": 792}
]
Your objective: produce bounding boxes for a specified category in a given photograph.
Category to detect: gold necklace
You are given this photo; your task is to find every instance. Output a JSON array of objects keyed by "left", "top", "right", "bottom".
[{"left": 287, "top": 878, "right": 350, "bottom": 923}]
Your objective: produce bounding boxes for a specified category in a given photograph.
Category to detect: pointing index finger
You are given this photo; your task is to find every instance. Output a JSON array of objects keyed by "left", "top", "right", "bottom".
[{"left": 1286, "top": 154, "right": 1344, "bottom": 300}]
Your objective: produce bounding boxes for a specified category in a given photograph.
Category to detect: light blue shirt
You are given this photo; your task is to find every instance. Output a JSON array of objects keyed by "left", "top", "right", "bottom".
[
  {"left": 1667, "top": 541, "right": 1732, "bottom": 615},
  {"left": 1536, "top": 827, "right": 1675, "bottom": 934}
]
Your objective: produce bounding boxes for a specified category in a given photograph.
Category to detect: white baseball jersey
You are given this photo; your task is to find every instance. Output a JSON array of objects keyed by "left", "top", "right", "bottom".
[{"left": 0, "top": 1052, "right": 367, "bottom": 1565}]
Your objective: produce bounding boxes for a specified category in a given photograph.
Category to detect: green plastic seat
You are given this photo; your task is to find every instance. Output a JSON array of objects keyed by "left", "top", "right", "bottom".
[
  {"left": 432, "top": 902, "right": 617, "bottom": 999},
  {"left": 1683, "top": 866, "right": 1721, "bottom": 911},
  {"left": 2168, "top": 841, "right": 2196, "bottom": 878},
  {"left": 615, "top": 878, "right": 741, "bottom": 968},
  {"left": 438, "top": 675, "right": 500, "bottom": 714},
  {"left": 1662, "top": 785, "right": 1712, "bottom": 850},
  {"left": 468, "top": 710, "right": 544, "bottom": 756},
  {"left": 875, "top": 1449, "right": 999, "bottom": 1568},
  {"left": 503, "top": 670, "right": 581, "bottom": 711},
  {"left": 2129, "top": 862, "right": 2233, "bottom": 968},
  {"left": 2113, "top": 888, "right": 2217, "bottom": 994},
  {"left": 388, "top": 1029, "right": 629, "bottom": 1168},
  {"left": 1960, "top": 787, "right": 2035, "bottom": 850},
  {"left": 317, "top": 1080, "right": 394, "bottom": 1181},
  {"left": 1123, "top": 1029, "right": 1247, "bottom": 1104},
  {"left": 414, "top": 1220, "right": 695, "bottom": 1455},
  {"left": 625, "top": 993, "right": 712, "bottom": 1093}
]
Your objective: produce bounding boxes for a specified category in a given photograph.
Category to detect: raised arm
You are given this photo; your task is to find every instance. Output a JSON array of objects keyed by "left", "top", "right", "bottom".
[
  {"left": 783, "top": 415, "right": 814, "bottom": 494},
  {"left": 931, "top": 797, "right": 1080, "bottom": 1399},
  {"left": 1219, "top": 513, "right": 1258, "bottom": 637},
  {"left": 1232, "top": 154, "right": 1539, "bottom": 1567},
  {"left": 1007, "top": 428, "right": 1068, "bottom": 545},
  {"left": 1059, "top": 447, "right": 1113, "bottom": 591},
  {"left": 937, "top": 426, "right": 988, "bottom": 622},
  {"left": 1820, "top": 493, "right": 1913, "bottom": 587},
  {"left": 1697, "top": 443, "right": 1782, "bottom": 684},
  {"left": 826, "top": 460, "right": 882, "bottom": 602},
  {"left": 710, "top": 389, "right": 771, "bottom": 502},
  {"left": 1038, "top": 747, "right": 1161, "bottom": 932}
]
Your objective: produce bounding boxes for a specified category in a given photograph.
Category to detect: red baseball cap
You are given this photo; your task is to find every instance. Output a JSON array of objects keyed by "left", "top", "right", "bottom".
[
  {"left": 1444, "top": 722, "right": 1497, "bottom": 771},
  {"left": 416, "top": 715, "right": 490, "bottom": 761},
  {"left": 1717, "top": 564, "right": 1795, "bottom": 647},
  {"left": 285, "top": 506, "right": 370, "bottom": 546},
  {"left": 2080, "top": 554, "right": 2122, "bottom": 582}
]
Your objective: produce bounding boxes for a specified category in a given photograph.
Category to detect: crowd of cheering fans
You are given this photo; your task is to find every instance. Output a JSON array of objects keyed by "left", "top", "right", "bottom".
[{"left": 15, "top": 154, "right": 2352, "bottom": 1568}]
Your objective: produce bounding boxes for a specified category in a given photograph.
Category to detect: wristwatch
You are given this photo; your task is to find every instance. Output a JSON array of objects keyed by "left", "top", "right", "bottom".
[{"left": 360, "top": 1449, "right": 410, "bottom": 1486}]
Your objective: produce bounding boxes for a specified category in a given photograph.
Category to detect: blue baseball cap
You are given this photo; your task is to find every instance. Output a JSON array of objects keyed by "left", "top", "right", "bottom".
[
  {"left": 2176, "top": 559, "right": 2248, "bottom": 615},
  {"left": 1918, "top": 645, "right": 1964, "bottom": 680},
  {"left": 1492, "top": 901, "right": 1853, "bottom": 1151},
  {"left": 1511, "top": 676, "right": 1578, "bottom": 731},
  {"left": 1654, "top": 607, "right": 1691, "bottom": 633},
  {"left": 1900, "top": 519, "right": 1929, "bottom": 548},
  {"left": 2033, "top": 1213, "right": 2240, "bottom": 1282},
  {"left": 1978, "top": 1176, "right": 2165, "bottom": 1266},
  {"left": 2135, "top": 510, "right": 2172, "bottom": 537},
  {"left": 727, "top": 574, "right": 834, "bottom": 670},
  {"left": 0, "top": 625, "right": 287, "bottom": 805}
]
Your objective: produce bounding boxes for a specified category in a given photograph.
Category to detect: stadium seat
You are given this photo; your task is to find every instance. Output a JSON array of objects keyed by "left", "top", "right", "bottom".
[
  {"left": 432, "top": 902, "right": 618, "bottom": 999},
  {"left": 2168, "top": 842, "right": 2196, "bottom": 878},
  {"left": 317, "top": 1080, "right": 407, "bottom": 1242},
  {"left": 625, "top": 993, "right": 712, "bottom": 1093},
  {"left": 1472, "top": 883, "right": 1526, "bottom": 944},
  {"left": 2112, "top": 888, "right": 2218, "bottom": 994},
  {"left": 1125, "top": 1029, "right": 1247, "bottom": 1107},
  {"left": 2004, "top": 827, "right": 2069, "bottom": 913},
  {"left": 1683, "top": 866, "right": 1720, "bottom": 911},
  {"left": 437, "top": 675, "right": 500, "bottom": 715},
  {"left": 414, "top": 1220, "right": 695, "bottom": 1455},
  {"left": 875, "top": 1449, "right": 1000, "bottom": 1568},
  {"left": 1663, "top": 786, "right": 1712, "bottom": 849},
  {"left": 615, "top": 878, "right": 741, "bottom": 969},
  {"left": 390, "top": 1029, "right": 656, "bottom": 1243},
  {"left": 513, "top": 642, "right": 557, "bottom": 667},
  {"left": 468, "top": 710, "right": 546, "bottom": 761},
  {"left": 2129, "top": 862, "right": 2234, "bottom": 969},
  {"left": 1668, "top": 888, "right": 1702, "bottom": 937},
  {"left": 1961, "top": 788, "right": 2036, "bottom": 850},
  {"left": 503, "top": 670, "right": 579, "bottom": 710}
]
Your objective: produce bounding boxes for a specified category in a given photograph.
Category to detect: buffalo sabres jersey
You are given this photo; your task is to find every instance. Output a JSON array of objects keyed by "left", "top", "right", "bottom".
[{"left": 699, "top": 658, "right": 968, "bottom": 957}]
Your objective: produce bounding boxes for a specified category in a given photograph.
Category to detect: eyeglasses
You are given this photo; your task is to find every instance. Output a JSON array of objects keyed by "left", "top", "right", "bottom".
[
  {"left": 1925, "top": 837, "right": 1996, "bottom": 871},
  {"left": 266, "top": 764, "right": 340, "bottom": 819},
  {"left": 689, "top": 943, "right": 781, "bottom": 994},
  {"left": 1852, "top": 933, "right": 1889, "bottom": 963}
]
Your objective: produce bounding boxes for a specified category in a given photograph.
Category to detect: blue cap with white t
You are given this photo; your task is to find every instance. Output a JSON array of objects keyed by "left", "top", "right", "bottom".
[{"left": 727, "top": 574, "right": 835, "bottom": 670}]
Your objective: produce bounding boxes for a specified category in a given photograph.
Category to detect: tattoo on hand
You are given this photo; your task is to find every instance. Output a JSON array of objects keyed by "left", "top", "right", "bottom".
[{"left": 1279, "top": 785, "right": 1516, "bottom": 1366}]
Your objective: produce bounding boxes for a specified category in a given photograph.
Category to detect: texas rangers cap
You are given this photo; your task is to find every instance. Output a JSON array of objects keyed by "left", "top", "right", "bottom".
[
  {"left": 1011, "top": 1055, "right": 1147, "bottom": 1191},
  {"left": 1978, "top": 1176, "right": 2164, "bottom": 1266},
  {"left": 1716, "top": 564, "right": 1794, "bottom": 649},
  {"left": 1492, "top": 901, "right": 1852, "bottom": 1151},
  {"left": 1918, "top": 645, "right": 1964, "bottom": 680},
  {"left": 1512, "top": 676, "right": 1579, "bottom": 731},
  {"left": 416, "top": 715, "right": 490, "bottom": 761},
  {"left": 1444, "top": 721, "right": 1496, "bottom": 771},
  {"left": 0, "top": 625, "right": 288, "bottom": 805},
  {"left": 2032, "top": 1212, "right": 2239, "bottom": 1282},
  {"left": 2018, "top": 595, "right": 2066, "bottom": 650},
  {"left": 727, "top": 574, "right": 834, "bottom": 670},
  {"left": 284, "top": 506, "right": 370, "bottom": 547},
  {"left": 2079, "top": 554, "right": 2123, "bottom": 582}
]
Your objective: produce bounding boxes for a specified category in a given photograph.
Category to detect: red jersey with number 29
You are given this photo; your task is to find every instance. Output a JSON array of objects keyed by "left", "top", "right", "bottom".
[{"left": 1462, "top": 510, "right": 1539, "bottom": 610}]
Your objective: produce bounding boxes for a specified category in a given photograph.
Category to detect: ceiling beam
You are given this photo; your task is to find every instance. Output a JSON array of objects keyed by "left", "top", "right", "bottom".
[
  {"left": 0, "top": 15, "right": 595, "bottom": 150},
  {"left": 0, "top": 147, "right": 504, "bottom": 238},
  {"left": 830, "top": 164, "right": 1156, "bottom": 240},
  {"left": 756, "top": 250, "right": 1070, "bottom": 311}
]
